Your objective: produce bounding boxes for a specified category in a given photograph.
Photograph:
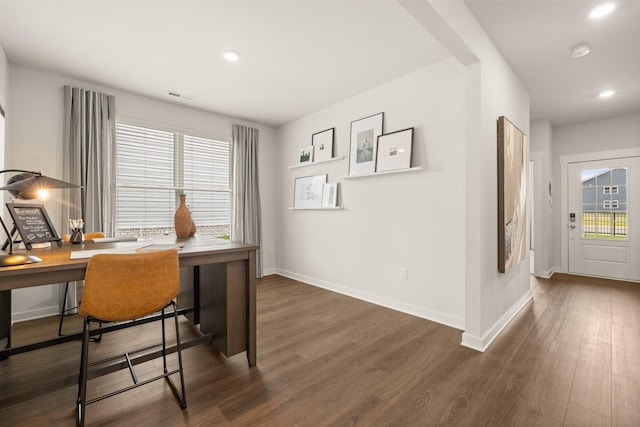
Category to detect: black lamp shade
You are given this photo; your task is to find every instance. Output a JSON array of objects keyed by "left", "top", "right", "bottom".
[{"left": 0, "top": 173, "right": 80, "bottom": 199}]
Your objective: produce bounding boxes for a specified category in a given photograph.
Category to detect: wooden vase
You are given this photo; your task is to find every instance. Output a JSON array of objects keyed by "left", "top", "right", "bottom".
[{"left": 174, "top": 194, "right": 196, "bottom": 238}]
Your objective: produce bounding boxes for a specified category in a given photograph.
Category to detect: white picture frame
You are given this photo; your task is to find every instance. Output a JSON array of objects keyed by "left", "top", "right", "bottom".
[
  {"left": 312, "top": 128, "right": 334, "bottom": 162},
  {"left": 375, "top": 127, "right": 414, "bottom": 173},
  {"left": 349, "top": 112, "right": 383, "bottom": 176},
  {"left": 322, "top": 182, "right": 338, "bottom": 208},
  {"left": 298, "top": 145, "right": 314, "bottom": 165},
  {"left": 293, "top": 174, "right": 327, "bottom": 208}
]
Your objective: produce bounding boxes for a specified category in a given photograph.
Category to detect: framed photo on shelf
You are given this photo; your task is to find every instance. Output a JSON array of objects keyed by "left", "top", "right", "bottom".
[
  {"left": 321, "top": 182, "right": 338, "bottom": 208},
  {"left": 293, "top": 174, "right": 327, "bottom": 208},
  {"left": 298, "top": 145, "right": 314, "bottom": 165},
  {"left": 376, "top": 127, "right": 414, "bottom": 172},
  {"left": 312, "top": 128, "right": 334, "bottom": 162},
  {"left": 348, "top": 112, "right": 383, "bottom": 176}
]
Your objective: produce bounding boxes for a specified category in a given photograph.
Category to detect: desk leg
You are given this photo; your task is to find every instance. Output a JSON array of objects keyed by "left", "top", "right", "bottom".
[
  {"left": 178, "top": 266, "right": 200, "bottom": 325},
  {"left": 0, "top": 290, "right": 11, "bottom": 359},
  {"left": 199, "top": 262, "right": 247, "bottom": 359},
  {"left": 247, "top": 250, "right": 256, "bottom": 367}
]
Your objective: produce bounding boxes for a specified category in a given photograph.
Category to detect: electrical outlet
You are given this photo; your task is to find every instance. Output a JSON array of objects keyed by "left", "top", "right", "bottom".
[{"left": 400, "top": 267, "right": 408, "bottom": 280}]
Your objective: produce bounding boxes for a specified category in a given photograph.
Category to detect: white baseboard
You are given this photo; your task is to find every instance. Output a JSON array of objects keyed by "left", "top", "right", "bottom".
[
  {"left": 12, "top": 305, "right": 60, "bottom": 324},
  {"left": 534, "top": 268, "right": 555, "bottom": 279},
  {"left": 262, "top": 267, "right": 277, "bottom": 276},
  {"left": 460, "top": 288, "right": 533, "bottom": 352},
  {"left": 275, "top": 268, "right": 464, "bottom": 330}
]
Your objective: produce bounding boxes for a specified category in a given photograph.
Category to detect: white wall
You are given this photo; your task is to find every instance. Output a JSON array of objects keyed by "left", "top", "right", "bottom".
[
  {"left": 552, "top": 113, "right": 640, "bottom": 272},
  {"left": 530, "top": 120, "right": 554, "bottom": 277},
  {"left": 0, "top": 41, "right": 7, "bottom": 169},
  {"left": 275, "top": 1, "right": 532, "bottom": 349},
  {"left": 6, "top": 65, "right": 277, "bottom": 321},
  {"left": 426, "top": 1, "right": 531, "bottom": 350},
  {"left": 276, "top": 57, "right": 466, "bottom": 328}
]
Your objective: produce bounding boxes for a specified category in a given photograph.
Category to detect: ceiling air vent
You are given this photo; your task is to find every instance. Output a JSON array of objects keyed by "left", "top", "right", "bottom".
[{"left": 166, "top": 91, "right": 195, "bottom": 101}]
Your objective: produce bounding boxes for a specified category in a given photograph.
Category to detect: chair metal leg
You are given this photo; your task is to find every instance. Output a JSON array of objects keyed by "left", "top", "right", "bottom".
[
  {"left": 58, "top": 282, "right": 70, "bottom": 336},
  {"left": 162, "top": 302, "right": 186, "bottom": 408},
  {"left": 76, "top": 318, "right": 91, "bottom": 427},
  {"left": 173, "top": 302, "right": 187, "bottom": 407},
  {"left": 76, "top": 303, "right": 187, "bottom": 423}
]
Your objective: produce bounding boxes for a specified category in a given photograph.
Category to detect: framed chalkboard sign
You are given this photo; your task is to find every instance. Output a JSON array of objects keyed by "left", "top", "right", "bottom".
[{"left": 5, "top": 203, "right": 62, "bottom": 249}]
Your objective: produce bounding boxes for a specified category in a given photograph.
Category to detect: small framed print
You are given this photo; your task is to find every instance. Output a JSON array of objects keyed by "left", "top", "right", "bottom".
[
  {"left": 293, "top": 174, "right": 327, "bottom": 208},
  {"left": 322, "top": 182, "right": 338, "bottom": 208},
  {"left": 349, "top": 112, "right": 384, "bottom": 176},
  {"left": 298, "top": 145, "right": 314, "bottom": 165},
  {"left": 375, "top": 127, "right": 413, "bottom": 173},
  {"left": 312, "top": 128, "right": 334, "bottom": 162}
]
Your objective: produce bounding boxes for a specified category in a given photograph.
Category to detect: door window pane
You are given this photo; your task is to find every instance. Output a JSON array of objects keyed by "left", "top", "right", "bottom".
[{"left": 581, "top": 167, "right": 628, "bottom": 239}]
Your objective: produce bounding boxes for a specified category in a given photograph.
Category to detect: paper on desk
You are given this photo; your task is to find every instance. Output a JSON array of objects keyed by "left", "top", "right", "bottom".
[
  {"left": 68, "top": 242, "right": 145, "bottom": 259},
  {"left": 135, "top": 243, "right": 184, "bottom": 252}
]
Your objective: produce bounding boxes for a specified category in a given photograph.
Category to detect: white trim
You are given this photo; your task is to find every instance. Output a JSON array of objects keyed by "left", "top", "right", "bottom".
[
  {"left": 530, "top": 151, "right": 544, "bottom": 277},
  {"left": 535, "top": 268, "right": 555, "bottom": 279},
  {"left": 461, "top": 288, "right": 533, "bottom": 352},
  {"left": 12, "top": 305, "right": 60, "bottom": 323},
  {"left": 275, "top": 269, "right": 464, "bottom": 330},
  {"left": 559, "top": 147, "right": 640, "bottom": 165},
  {"left": 262, "top": 268, "right": 277, "bottom": 276},
  {"left": 560, "top": 147, "right": 640, "bottom": 273}
]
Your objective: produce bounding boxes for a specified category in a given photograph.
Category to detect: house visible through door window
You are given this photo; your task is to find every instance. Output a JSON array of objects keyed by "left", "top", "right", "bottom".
[
  {"left": 581, "top": 167, "right": 627, "bottom": 239},
  {"left": 115, "top": 122, "right": 231, "bottom": 239}
]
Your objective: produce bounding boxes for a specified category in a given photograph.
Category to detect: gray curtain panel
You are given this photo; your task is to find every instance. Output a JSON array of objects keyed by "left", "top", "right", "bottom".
[
  {"left": 231, "top": 124, "right": 263, "bottom": 278},
  {"left": 62, "top": 86, "right": 116, "bottom": 237}
]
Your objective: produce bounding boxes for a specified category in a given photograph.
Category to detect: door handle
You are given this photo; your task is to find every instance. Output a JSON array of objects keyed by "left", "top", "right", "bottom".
[{"left": 569, "top": 224, "right": 576, "bottom": 229}]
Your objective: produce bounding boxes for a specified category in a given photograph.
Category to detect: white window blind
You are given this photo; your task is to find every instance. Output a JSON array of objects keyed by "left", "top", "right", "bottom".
[{"left": 116, "top": 122, "right": 231, "bottom": 238}]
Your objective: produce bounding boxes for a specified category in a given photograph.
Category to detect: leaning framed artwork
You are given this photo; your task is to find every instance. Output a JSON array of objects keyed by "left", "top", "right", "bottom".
[
  {"left": 497, "top": 116, "right": 527, "bottom": 273},
  {"left": 312, "top": 128, "right": 334, "bottom": 162},
  {"left": 297, "top": 145, "right": 314, "bottom": 165},
  {"left": 376, "top": 127, "right": 413, "bottom": 173},
  {"left": 348, "top": 112, "right": 383, "bottom": 176},
  {"left": 293, "top": 174, "right": 327, "bottom": 208}
]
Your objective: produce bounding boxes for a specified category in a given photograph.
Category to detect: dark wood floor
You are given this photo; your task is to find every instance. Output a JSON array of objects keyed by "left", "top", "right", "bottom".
[{"left": 1, "top": 273, "right": 639, "bottom": 426}]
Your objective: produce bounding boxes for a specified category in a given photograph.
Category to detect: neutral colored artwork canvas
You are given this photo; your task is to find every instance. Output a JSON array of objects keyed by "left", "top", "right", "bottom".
[{"left": 497, "top": 116, "right": 527, "bottom": 273}]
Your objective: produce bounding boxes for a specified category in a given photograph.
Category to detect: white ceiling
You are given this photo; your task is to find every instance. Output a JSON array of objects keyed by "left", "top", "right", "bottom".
[
  {"left": 0, "top": 1, "right": 638, "bottom": 128},
  {"left": 466, "top": 0, "right": 640, "bottom": 127},
  {"left": 0, "top": 1, "right": 450, "bottom": 127}
]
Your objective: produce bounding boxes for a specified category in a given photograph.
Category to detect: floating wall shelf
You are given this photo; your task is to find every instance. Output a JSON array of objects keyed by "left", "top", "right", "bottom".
[
  {"left": 288, "top": 206, "right": 344, "bottom": 210},
  {"left": 339, "top": 166, "right": 423, "bottom": 180},
  {"left": 288, "top": 156, "right": 345, "bottom": 169}
]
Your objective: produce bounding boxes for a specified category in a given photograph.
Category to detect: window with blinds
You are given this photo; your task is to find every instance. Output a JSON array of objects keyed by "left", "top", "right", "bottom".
[{"left": 116, "top": 122, "right": 231, "bottom": 239}]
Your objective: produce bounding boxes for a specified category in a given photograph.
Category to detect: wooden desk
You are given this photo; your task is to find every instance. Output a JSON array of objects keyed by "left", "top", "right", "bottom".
[{"left": 0, "top": 236, "right": 257, "bottom": 366}]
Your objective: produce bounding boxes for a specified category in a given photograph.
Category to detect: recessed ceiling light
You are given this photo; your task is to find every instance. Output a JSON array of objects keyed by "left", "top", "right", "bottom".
[
  {"left": 599, "top": 90, "right": 616, "bottom": 98},
  {"left": 570, "top": 43, "right": 591, "bottom": 58},
  {"left": 221, "top": 50, "right": 241, "bottom": 62},
  {"left": 589, "top": 2, "right": 616, "bottom": 19}
]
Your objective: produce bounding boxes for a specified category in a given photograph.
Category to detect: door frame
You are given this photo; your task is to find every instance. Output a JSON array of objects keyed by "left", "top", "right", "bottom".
[
  {"left": 529, "top": 151, "right": 543, "bottom": 277},
  {"left": 560, "top": 147, "right": 640, "bottom": 275}
]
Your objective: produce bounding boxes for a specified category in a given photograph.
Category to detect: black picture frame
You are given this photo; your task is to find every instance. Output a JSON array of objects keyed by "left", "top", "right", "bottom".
[
  {"left": 4, "top": 203, "right": 62, "bottom": 249},
  {"left": 348, "top": 112, "right": 384, "bottom": 176},
  {"left": 311, "top": 127, "right": 334, "bottom": 162}
]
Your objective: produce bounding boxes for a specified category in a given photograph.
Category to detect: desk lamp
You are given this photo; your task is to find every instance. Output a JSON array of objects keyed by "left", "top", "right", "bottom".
[{"left": 0, "top": 169, "right": 79, "bottom": 267}]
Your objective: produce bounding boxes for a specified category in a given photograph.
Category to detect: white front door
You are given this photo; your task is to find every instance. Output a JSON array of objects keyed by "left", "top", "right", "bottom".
[{"left": 568, "top": 157, "right": 640, "bottom": 281}]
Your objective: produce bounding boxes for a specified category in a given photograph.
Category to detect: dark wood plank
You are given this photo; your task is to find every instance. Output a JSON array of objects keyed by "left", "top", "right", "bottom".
[{"left": 1, "top": 273, "right": 639, "bottom": 426}]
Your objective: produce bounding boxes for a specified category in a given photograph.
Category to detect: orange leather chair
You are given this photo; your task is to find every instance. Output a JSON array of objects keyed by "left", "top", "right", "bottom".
[
  {"left": 58, "top": 232, "right": 106, "bottom": 336},
  {"left": 76, "top": 249, "right": 186, "bottom": 426}
]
